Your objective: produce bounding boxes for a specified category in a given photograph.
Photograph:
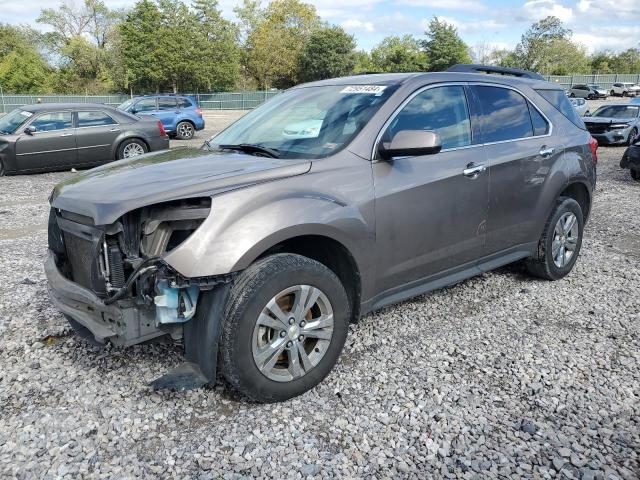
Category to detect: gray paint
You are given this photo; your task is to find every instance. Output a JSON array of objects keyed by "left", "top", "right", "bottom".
[{"left": 48, "top": 72, "right": 596, "bottom": 316}]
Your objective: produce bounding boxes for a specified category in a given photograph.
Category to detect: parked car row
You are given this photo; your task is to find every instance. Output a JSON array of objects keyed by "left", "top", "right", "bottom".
[{"left": 0, "top": 94, "right": 205, "bottom": 175}]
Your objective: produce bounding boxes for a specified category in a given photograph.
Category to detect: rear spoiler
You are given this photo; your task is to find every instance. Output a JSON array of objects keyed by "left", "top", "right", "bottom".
[{"left": 446, "top": 64, "right": 546, "bottom": 81}]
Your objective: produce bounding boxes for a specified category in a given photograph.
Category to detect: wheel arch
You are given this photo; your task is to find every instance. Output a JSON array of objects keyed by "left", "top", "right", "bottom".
[
  {"left": 113, "top": 136, "right": 150, "bottom": 159},
  {"left": 241, "top": 233, "right": 362, "bottom": 323},
  {"left": 559, "top": 181, "right": 591, "bottom": 221}
]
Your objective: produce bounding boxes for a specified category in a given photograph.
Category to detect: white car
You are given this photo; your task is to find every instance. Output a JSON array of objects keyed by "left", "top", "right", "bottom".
[
  {"left": 569, "top": 97, "right": 589, "bottom": 117},
  {"left": 610, "top": 82, "right": 640, "bottom": 97}
]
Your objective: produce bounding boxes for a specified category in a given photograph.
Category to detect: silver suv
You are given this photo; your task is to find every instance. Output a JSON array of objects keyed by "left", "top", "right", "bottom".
[{"left": 46, "top": 65, "right": 597, "bottom": 402}]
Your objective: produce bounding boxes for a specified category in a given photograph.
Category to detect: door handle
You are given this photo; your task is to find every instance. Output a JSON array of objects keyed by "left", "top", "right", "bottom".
[
  {"left": 463, "top": 163, "right": 487, "bottom": 178},
  {"left": 109, "top": 127, "right": 120, "bottom": 132},
  {"left": 60, "top": 133, "right": 73, "bottom": 137},
  {"left": 539, "top": 146, "right": 555, "bottom": 158}
]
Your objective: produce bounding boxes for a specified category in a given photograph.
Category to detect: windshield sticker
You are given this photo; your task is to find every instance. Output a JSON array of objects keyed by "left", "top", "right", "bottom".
[
  {"left": 20, "top": 111, "right": 33, "bottom": 118},
  {"left": 340, "top": 85, "right": 387, "bottom": 95}
]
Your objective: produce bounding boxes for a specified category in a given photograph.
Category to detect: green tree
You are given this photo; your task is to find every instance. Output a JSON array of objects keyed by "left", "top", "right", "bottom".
[
  {"left": 422, "top": 18, "right": 471, "bottom": 72},
  {"left": 371, "top": 35, "right": 426, "bottom": 72},
  {"left": 192, "top": 0, "right": 241, "bottom": 91},
  {"left": 245, "top": 0, "right": 321, "bottom": 89},
  {"left": 512, "top": 16, "right": 571, "bottom": 72},
  {"left": 591, "top": 51, "right": 615, "bottom": 74},
  {"left": 119, "top": 0, "right": 165, "bottom": 92},
  {"left": 298, "top": 26, "right": 356, "bottom": 82},
  {"left": 0, "top": 24, "right": 53, "bottom": 93},
  {"left": 610, "top": 48, "right": 640, "bottom": 74}
]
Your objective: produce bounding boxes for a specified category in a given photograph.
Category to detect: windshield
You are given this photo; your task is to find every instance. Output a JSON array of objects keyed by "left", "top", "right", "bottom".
[
  {"left": 0, "top": 109, "right": 33, "bottom": 134},
  {"left": 209, "top": 85, "right": 398, "bottom": 159},
  {"left": 117, "top": 99, "right": 135, "bottom": 111},
  {"left": 592, "top": 105, "right": 640, "bottom": 119}
]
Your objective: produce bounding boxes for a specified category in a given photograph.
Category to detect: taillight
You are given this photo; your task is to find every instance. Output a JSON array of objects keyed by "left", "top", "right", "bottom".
[
  {"left": 589, "top": 136, "right": 598, "bottom": 165},
  {"left": 195, "top": 107, "right": 203, "bottom": 116},
  {"left": 157, "top": 120, "right": 167, "bottom": 137}
]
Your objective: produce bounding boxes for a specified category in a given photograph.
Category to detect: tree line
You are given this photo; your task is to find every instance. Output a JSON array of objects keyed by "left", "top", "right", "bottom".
[{"left": 1, "top": 0, "right": 639, "bottom": 95}]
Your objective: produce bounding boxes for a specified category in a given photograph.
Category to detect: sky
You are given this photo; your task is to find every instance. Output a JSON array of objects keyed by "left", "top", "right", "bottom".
[{"left": 1, "top": 0, "right": 638, "bottom": 54}]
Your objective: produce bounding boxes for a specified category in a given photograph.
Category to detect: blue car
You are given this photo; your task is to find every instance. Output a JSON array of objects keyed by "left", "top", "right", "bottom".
[{"left": 117, "top": 95, "right": 205, "bottom": 140}]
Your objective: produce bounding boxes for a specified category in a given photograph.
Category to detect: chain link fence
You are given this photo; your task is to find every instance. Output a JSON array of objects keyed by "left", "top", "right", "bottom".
[
  {"left": 0, "top": 91, "right": 281, "bottom": 113},
  {"left": 4, "top": 76, "right": 640, "bottom": 113}
]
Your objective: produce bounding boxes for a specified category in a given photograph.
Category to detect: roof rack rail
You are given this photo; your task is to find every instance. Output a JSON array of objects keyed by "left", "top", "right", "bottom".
[{"left": 446, "top": 64, "right": 545, "bottom": 81}]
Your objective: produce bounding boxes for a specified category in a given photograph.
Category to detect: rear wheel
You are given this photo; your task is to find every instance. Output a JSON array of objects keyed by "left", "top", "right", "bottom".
[
  {"left": 570, "top": 93, "right": 576, "bottom": 98},
  {"left": 175, "top": 121, "right": 195, "bottom": 140},
  {"left": 525, "top": 197, "right": 584, "bottom": 281},
  {"left": 220, "top": 254, "right": 350, "bottom": 402},
  {"left": 117, "top": 139, "right": 147, "bottom": 159},
  {"left": 631, "top": 169, "right": 640, "bottom": 181}
]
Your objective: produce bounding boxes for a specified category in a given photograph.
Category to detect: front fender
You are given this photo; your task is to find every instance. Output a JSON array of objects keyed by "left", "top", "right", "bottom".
[{"left": 163, "top": 186, "right": 373, "bottom": 279}]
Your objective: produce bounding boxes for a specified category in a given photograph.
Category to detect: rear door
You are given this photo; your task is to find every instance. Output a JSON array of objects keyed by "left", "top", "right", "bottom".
[
  {"left": 155, "top": 97, "right": 180, "bottom": 132},
  {"left": 469, "top": 84, "right": 558, "bottom": 255},
  {"left": 14, "top": 111, "right": 76, "bottom": 171},
  {"left": 75, "top": 110, "right": 121, "bottom": 165}
]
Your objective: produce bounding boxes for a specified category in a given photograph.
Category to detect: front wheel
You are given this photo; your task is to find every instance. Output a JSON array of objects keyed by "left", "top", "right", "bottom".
[
  {"left": 117, "top": 138, "right": 148, "bottom": 159},
  {"left": 631, "top": 169, "right": 640, "bottom": 181},
  {"left": 175, "top": 121, "right": 195, "bottom": 140},
  {"left": 629, "top": 128, "right": 638, "bottom": 146},
  {"left": 0, "top": 159, "right": 5, "bottom": 176},
  {"left": 611, "top": 90, "right": 616, "bottom": 96},
  {"left": 220, "top": 254, "right": 350, "bottom": 402},
  {"left": 525, "top": 197, "right": 584, "bottom": 280}
]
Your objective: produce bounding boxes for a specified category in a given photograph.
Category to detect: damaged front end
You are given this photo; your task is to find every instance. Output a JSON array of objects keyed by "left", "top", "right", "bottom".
[{"left": 45, "top": 197, "right": 232, "bottom": 386}]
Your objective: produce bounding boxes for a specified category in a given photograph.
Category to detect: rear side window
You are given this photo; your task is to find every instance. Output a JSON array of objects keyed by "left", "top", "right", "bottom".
[
  {"left": 387, "top": 85, "right": 472, "bottom": 149},
  {"left": 472, "top": 86, "right": 533, "bottom": 143},
  {"left": 536, "top": 89, "right": 586, "bottom": 130},
  {"left": 77, "top": 111, "right": 116, "bottom": 127},
  {"left": 178, "top": 98, "right": 194, "bottom": 108},
  {"left": 158, "top": 98, "right": 178, "bottom": 110}
]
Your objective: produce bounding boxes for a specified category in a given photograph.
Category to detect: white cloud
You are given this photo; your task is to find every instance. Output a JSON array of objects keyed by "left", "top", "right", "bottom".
[
  {"left": 519, "top": 0, "right": 574, "bottom": 23},
  {"left": 576, "top": 0, "right": 640, "bottom": 19},
  {"left": 397, "top": 0, "right": 486, "bottom": 12},
  {"left": 341, "top": 19, "right": 375, "bottom": 33},
  {"left": 573, "top": 26, "right": 640, "bottom": 53},
  {"left": 435, "top": 15, "right": 507, "bottom": 35}
]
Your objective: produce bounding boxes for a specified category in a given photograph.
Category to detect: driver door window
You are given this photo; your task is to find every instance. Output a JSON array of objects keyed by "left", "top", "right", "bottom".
[
  {"left": 387, "top": 85, "right": 472, "bottom": 149},
  {"left": 134, "top": 99, "right": 157, "bottom": 113}
]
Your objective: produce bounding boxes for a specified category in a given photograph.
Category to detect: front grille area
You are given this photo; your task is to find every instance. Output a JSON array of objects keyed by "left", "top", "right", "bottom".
[{"left": 585, "top": 123, "right": 611, "bottom": 135}]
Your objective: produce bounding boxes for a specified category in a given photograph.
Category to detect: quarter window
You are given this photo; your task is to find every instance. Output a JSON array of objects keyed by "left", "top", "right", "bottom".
[
  {"left": 178, "top": 98, "right": 193, "bottom": 108},
  {"left": 77, "top": 111, "right": 116, "bottom": 127},
  {"left": 30, "top": 112, "right": 72, "bottom": 132},
  {"left": 387, "top": 85, "right": 472, "bottom": 150},
  {"left": 528, "top": 102, "right": 549, "bottom": 136},
  {"left": 473, "top": 86, "right": 533, "bottom": 143}
]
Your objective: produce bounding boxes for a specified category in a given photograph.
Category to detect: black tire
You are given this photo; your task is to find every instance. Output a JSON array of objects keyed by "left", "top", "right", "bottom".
[
  {"left": 611, "top": 90, "right": 615, "bottom": 96},
  {"left": 570, "top": 93, "right": 575, "bottom": 98},
  {"left": 220, "top": 253, "right": 350, "bottom": 402},
  {"left": 116, "top": 138, "right": 147, "bottom": 160},
  {"left": 525, "top": 197, "right": 584, "bottom": 281},
  {"left": 631, "top": 169, "right": 640, "bottom": 181},
  {"left": 175, "top": 121, "right": 195, "bottom": 140},
  {"left": 629, "top": 128, "right": 638, "bottom": 146},
  {"left": 587, "top": 94, "right": 594, "bottom": 100},
  {"left": 0, "top": 159, "right": 5, "bottom": 176}
]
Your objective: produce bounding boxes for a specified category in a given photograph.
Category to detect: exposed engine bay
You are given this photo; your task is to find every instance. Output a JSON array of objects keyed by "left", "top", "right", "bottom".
[{"left": 47, "top": 197, "right": 230, "bottom": 346}]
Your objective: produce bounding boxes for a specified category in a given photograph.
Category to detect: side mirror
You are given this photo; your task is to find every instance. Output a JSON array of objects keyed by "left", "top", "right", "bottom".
[
  {"left": 130, "top": 108, "right": 138, "bottom": 114},
  {"left": 378, "top": 130, "right": 442, "bottom": 160},
  {"left": 24, "top": 126, "right": 36, "bottom": 135}
]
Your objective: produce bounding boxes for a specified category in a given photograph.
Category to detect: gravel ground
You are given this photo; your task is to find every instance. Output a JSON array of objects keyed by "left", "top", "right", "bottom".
[{"left": 0, "top": 109, "right": 638, "bottom": 479}]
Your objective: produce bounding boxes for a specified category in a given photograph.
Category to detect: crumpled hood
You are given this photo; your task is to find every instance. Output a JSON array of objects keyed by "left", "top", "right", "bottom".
[
  {"left": 50, "top": 147, "right": 311, "bottom": 224},
  {"left": 584, "top": 117, "right": 636, "bottom": 125}
]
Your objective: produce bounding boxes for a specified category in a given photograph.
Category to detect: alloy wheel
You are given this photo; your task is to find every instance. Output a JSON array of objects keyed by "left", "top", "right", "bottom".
[
  {"left": 178, "top": 122, "right": 194, "bottom": 139},
  {"left": 552, "top": 212, "right": 579, "bottom": 268},
  {"left": 123, "top": 142, "right": 145, "bottom": 158},
  {"left": 252, "top": 285, "right": 334, "bottom": 382}
]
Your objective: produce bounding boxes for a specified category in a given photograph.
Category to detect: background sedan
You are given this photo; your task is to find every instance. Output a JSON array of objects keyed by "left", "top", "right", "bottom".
[{"left": 0, "top": 103, "right": 169, "bottom": 175}]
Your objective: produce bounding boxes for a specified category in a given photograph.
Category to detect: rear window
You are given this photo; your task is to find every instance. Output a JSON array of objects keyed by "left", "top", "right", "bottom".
[{"left": 536, "top": 89, "right": 586, "bottom": 130}]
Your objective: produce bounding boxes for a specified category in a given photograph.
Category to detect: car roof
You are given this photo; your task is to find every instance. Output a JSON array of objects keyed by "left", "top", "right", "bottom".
[
  {"left": 19, "top": 103, "right": 118, "bottom": 113},
  {"left": 296, "top": 71, "right": 558, "bottom": 91}
]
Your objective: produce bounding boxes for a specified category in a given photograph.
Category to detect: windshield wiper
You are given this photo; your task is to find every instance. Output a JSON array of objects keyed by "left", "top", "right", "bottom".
[{"left": 218, "top": 143, "right": 280, "bottom": 158}]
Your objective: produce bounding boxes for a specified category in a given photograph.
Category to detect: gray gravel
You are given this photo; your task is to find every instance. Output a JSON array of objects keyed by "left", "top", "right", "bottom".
[{"left": 0, "top": 112, "right": 638, "bottom": 479}]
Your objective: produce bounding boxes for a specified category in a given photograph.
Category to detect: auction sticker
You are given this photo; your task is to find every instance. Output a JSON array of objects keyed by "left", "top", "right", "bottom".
[{"left": 340, "top": 85, "right": 387, "bottom": 94}]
